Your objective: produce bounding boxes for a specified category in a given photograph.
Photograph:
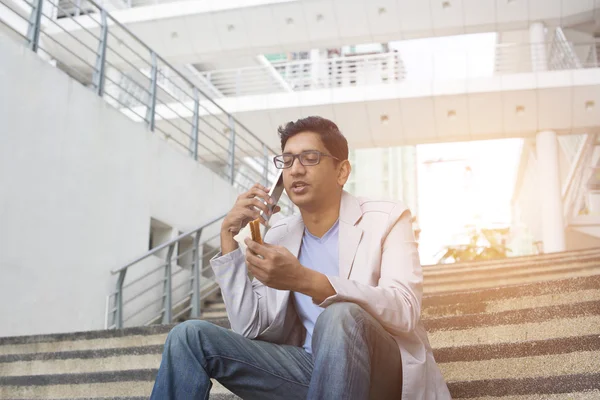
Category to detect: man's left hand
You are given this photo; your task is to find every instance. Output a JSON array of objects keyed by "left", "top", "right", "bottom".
[{"left": 244, "top": 238, "right": 306, "bottom": 291}]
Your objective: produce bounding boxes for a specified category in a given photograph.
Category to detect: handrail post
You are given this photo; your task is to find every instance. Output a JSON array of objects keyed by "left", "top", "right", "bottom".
[
  {"left": 113, "top": 269, "right": 127, "bottom": 329},
  {"left": 190, "top": 87, "right": 200, "bottom": 160},
  {"left": 146, "top": 52, "right": 158, "bottom": 132},
  {"left": 92, "top": 9, "right": 108, "bottom": 97},
  {"left": 228, "top": 115, "right": 236, "bottom": 184},
  {"left": 26, "top": 0, "right": 43, "bottom": 53},
  {"left": 263, "top": 144, "right": 269, "bottom": 187},
  {"left": 190, "top": 229, "right": 202, "bottom": 318},
  {"left": 162, "top": 244, "right": 175, "bottom": 324}
]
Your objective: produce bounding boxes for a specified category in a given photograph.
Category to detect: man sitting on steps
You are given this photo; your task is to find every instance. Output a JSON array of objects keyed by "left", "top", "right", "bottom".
[{"left": 150, "top": 116, "right": 450, "bottom": 399}]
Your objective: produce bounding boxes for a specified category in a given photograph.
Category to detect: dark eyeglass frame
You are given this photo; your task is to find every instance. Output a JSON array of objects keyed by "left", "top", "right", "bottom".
[{"left": 273, "top": 150, "right": 341, "bottom": 169}]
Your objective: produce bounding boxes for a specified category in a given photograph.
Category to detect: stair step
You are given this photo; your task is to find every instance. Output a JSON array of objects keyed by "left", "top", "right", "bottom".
[
  {"left": 424, "top": 259, "right": 600, "bottom": 283},
  {"left": 433, "top": 334, "right": 600, "bottom": 363},
  {"left": 0, "top": 319, "right": 230, "bottom": 357},
  {"left": 0, "top": 353, "right": 161, "bottom": 377},
  {"left": 429, "top": 315, "right": 600, "bottom": 348},
  {"left": 0, "top": 345, "right": 163, "bottom": 364},
  {"left": 448, "top": 373, "right": 600, "bottom": 398},
  {"left": 424, "top": 265, "right": 600, "bottom": 294},
  {"left": 0, "top": 334, "right": 168, "bottom": 357},
  {"left": 0, "top": 370, "right": 236, "bottom": 399},
  {"left": 424, "top": 288, "right": 600, "bottom": 318},
  {"left": 441, "top": 350, "right": 600, "bottom": 383},
  {"left": 424, "top": 300, "right": 600, "bottom": 332},
  {"left": 423, "top": 276, "right": 600, "bottom": 307},
  {"left": 423, "top": 248, "right": 600, "bottom": 272}
]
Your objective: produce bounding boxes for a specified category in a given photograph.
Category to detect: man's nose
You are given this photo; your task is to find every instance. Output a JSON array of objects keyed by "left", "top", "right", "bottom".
[{"left": 289, "top": 156, "right": 306, "bottom": 175}]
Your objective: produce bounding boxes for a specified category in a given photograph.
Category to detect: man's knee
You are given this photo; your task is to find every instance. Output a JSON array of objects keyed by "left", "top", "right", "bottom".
[
  {"left": 166, "top": 319, "right": 219, "bottom": 350},
  {"left": 313, "top": 302, "right": 368, "bottom": 340}
]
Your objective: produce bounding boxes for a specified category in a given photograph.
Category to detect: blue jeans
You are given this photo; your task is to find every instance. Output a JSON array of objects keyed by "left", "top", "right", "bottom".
[{"left": 150, "top": 302, "right": 402, "bottom": 399}]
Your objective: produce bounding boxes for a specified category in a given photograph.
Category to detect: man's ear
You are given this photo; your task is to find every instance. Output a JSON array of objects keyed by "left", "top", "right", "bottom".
[{"left": 337, "top": 160, "right": 352, "bottom": 186}]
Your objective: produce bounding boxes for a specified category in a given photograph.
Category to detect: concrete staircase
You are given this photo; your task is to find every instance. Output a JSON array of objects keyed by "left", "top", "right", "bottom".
[{"left": 1, "top": 249, "right": 600, "bottom": 399}]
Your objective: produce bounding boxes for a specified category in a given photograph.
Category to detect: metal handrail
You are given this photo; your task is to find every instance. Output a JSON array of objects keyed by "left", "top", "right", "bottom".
[
  {"left": 107, "top": 213, "right": 225, "bottom": 329},
  {"left": 111, "top": 213, "right": 227, "bottom": 274},
  {"left": 76, "top": 0, "right": 274, "bottom": 150},
  {"left": 2, "top": 0, "right": 282, "bottom": 189}
]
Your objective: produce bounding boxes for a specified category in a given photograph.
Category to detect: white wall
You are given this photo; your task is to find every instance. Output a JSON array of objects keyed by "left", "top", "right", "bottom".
[{"left": 0, "top": 35, "right": 240, "bottom": 337}]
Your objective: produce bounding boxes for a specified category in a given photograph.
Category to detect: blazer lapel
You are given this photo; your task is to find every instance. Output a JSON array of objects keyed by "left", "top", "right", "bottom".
[
  {"left": 272, "top": 215, "right": 305, "bottom": 309},
  {"left": 339, "top": 191, "right": 364, "bottom": 279}
]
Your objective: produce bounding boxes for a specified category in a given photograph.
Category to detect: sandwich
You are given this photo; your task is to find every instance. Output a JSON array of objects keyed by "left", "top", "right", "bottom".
[{"left": 249, "top": 219, "right": 263, "bottom": 245}]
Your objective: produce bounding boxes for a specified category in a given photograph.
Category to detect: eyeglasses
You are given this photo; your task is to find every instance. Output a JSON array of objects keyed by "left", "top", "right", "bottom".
[{"left": 273, "top": 150, "right": 341, "bottom": 169}]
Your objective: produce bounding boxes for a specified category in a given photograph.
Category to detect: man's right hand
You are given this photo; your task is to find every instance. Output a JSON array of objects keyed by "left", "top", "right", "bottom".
[{"left": 220, "top": 183, "right": 281, "bottom": 255}]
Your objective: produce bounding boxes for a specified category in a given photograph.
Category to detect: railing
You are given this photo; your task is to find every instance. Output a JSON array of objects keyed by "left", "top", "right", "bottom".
[
  {"left": 548, "top": 27, "right": 582, "bottom": 70},
  {"left": 106, "top": 214, "right": 226, "bottom": 329},
  {"left": 562, "top": 134, "right": 599, "bottom": 221},
  {"left": 191, "top": 52, "right": 406, "bottom": 97},
  {"left": 585, "top": 40, "right": 599, "bottom": 67},
  {"left": 0, "top": 0, "right": 294, "bottom": 209}
]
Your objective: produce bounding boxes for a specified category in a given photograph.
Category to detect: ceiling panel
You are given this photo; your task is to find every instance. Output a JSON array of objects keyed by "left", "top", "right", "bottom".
[
  {"left": 156, "top": 19, "right": 195, "bottom": 58},
  {"left": 332, "top": 103, "right": 372, "bottom": 147},
  {"left": 397, "top": 0, "right": 432, "bottom": 35},
  {"left": 537, "top": 87, "right": 573, "bottom": 131},
  {"left": 233, "top": 110, "right": 279, "bottom": 150},
  {"left": 242, "top": 7, "right": 280, "bottom": 49},
  {"left": 211, "top": 10, "right": 250, "bottom": 51},
  {"left": 269, "top": 107, "right": 305, "bottom": 134},
  {"left": 501, "top": 89, "right": 537, "bottom": 135},
  {"left": 468, "top": 93, "right": 504, "bottom": 137},
  {"left": 572, "top": 85, "right": 600, "bottom": 129},
  {"left": 528, "top": 0, "right": 561, "bottom": 21},
  {"left": 463, "top": 0, "right": 496, "bottom": 31},
  {"left": 430, "top": 0, "right": 465, "bottom": 33},
  {"left": 332, "top": 0, "right": 371, "bottom": 41},
  {"left": 365, "top": 0, "right": 401, "bottom": 37},
  {"left": 433, "top": 95, "right": 470, "bottom": 139},
  {"left": 561, "top": 0, "right": 596, "bottom": 17},
  {"left": 127, "top": 20, "right": 168, "bottom": 55},
  {"left": 399, "top": 97, "right": 436, "bottom": 143},
  {"left": 301, "top": 0, "right": 339, "bottom": 44},
  {"left": 184, "top": 14, "right": 222, "bottom": 54},
  {"left": 496, "top": 0, "right": 529, "bottom": 25},
  {"left": 365, "top": 99, "right": 404, "bottom": 145},
  {"left": 299, "top": 104, "right": 337, "bottom": 121},
  {"left": 269, "top": 2, "right": 310, "bottom": 47}
]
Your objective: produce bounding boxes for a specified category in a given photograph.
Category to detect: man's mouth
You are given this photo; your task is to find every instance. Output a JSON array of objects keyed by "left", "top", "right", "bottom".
[{"left": 291, "top": 181, "right": 309, "bottom": 194}]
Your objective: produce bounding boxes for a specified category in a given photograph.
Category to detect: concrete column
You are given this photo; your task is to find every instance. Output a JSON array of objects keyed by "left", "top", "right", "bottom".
[
  {"left": 529, "top": 22, "right": 548, "bottom": 72},
  {"left": 536, "top": 131, "right": 566, "bottom": 252}
]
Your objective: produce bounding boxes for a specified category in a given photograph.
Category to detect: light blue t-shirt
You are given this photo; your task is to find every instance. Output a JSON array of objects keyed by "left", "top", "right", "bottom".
[{"left": 293, "top": 219, "right": 340, "bottom": 354}]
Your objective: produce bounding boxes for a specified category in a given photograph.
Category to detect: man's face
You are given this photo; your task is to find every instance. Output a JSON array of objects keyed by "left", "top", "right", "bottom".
[{"left": 281, "top": 131, "right": 344, "bottom": 210}]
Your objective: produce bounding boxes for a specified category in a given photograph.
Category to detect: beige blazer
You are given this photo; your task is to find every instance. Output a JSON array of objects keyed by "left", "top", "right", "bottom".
[{"left": 210, "top": 191, "right": 451, "bottom": 399}]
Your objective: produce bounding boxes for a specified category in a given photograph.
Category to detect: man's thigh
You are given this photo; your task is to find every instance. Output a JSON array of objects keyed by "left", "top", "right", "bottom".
[
  {"left": 360, "top": 310, "right": 403, "bottom": 399},
  {"left": 192, "top": 321, "right": 313, "bottom": 400}
]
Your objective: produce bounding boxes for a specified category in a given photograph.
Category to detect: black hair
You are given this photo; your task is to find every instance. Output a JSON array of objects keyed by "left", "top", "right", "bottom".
[{"left": 277, "top": 116, "right": 349, "bottom": 161}]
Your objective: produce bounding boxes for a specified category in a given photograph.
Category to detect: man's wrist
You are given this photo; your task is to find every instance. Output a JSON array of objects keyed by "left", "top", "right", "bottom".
[
  {"left": 298, "top": 268, "right": 336, "bottom": 304},
  {"left": 220, "top": 228, "right": 239, "bottom": 255}
]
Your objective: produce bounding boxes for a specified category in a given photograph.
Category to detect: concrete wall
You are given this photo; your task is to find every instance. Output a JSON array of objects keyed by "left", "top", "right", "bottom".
[{"left": 0, "top": 35, "right": 239, "bottom": 337}]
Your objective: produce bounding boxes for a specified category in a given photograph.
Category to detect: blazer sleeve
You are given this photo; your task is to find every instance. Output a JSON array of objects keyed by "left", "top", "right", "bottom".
[
  {"left": 209, "top": 230, "right": 276, "bottom": 339},
  {"left": 317, "top": 204, "right": 423, "bottom": 336}
]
